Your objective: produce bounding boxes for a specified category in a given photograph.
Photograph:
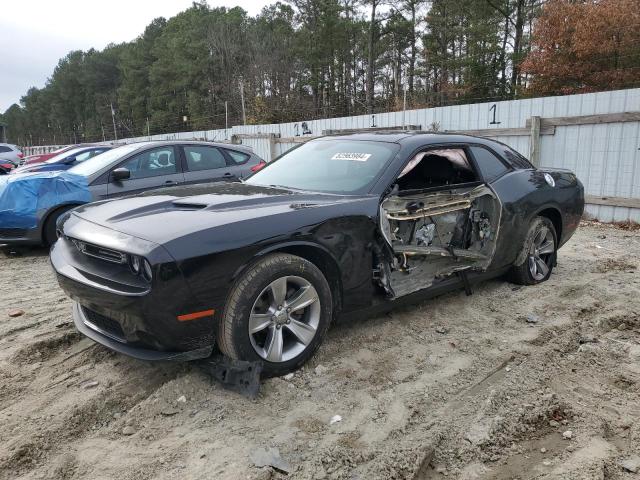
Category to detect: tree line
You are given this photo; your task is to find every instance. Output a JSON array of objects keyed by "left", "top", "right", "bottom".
[{"left": 2, "top": 0, "right": 639, "bottom": 146}]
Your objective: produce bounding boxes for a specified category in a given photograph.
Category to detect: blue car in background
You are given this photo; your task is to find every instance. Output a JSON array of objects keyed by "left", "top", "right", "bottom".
[
  {"left": 11, "top": 145, "right": 113, "bottom": 175},
  {"left": 0, "top": 140, "right": 264, "bottom": 247}
]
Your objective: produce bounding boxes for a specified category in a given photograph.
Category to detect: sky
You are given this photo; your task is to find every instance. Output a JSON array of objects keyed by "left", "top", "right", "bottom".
[{"left": 0, "top": 0, "right": 273, "bottom": 112}]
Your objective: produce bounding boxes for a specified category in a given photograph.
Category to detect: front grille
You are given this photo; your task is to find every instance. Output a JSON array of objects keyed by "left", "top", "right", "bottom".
[
  {"left": 82, "top": 307, "right": 126, "bottom": 341},
  {"left": 70, "top": 237, "right": 127, "bottom": 264}
]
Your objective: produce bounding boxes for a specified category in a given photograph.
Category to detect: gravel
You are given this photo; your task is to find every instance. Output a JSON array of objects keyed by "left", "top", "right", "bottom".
[{"left": 1, "top": 222, "right": 639, "bottom": 479}]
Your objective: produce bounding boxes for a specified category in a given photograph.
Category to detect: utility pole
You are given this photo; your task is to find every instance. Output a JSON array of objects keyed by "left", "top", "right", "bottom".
[
  {"left": 225, "top": 101, "right": 228, "bottom": 131},
  {"left": 146, "top": 117, "right": 150, "bottom": 139},
  {"left": 402, "top": 67, "right": 408, "bottom": 130},
  {"left": 239, "top": 79, "right": 247, "bottom": 125},
  {"left": 110, "top": 102, "right": 118, "bottom": 141}
]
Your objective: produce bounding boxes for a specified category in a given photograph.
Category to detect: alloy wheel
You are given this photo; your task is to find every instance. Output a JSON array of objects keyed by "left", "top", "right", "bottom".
[
  {"left": 249, "top": 275, "right": 321, "bottom": 362},
  {"left": 528, "top": 225, "right": 555, "bottom": 281}
]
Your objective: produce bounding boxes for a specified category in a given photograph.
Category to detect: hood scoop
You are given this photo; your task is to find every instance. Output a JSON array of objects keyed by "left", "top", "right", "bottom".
[{"left": 172, "top": 200, "right": 207, "bottom": 210}]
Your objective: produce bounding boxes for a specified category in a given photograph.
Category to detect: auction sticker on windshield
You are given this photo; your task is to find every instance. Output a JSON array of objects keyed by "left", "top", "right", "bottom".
[{"left": 331, "top": 152, "right": 372, "bottom": 161}]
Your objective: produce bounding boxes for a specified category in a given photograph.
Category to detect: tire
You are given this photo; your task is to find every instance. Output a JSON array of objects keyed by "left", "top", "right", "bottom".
[
  {"left": 509, "top": 216, "right": 557, "bottom": 285},
  {"left": 43, "top": 206, "right": 75, "bottom": 247},
  {"left": 218, "top": 253, "right": 333, "bottom": 377}
]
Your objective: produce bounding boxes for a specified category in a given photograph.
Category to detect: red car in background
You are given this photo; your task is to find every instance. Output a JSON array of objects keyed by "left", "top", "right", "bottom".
[
  {"left": 22, "top": 146, "right": 74, "bottom": 166},
  {"left": 23, "top": 144, "right": 104, "bottom": 166},
  {"left": 0, "top": 159, "right": 18, "bottom": 174}
]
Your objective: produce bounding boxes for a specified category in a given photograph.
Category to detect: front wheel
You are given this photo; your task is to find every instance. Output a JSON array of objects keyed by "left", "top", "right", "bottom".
[
  {"left": 217, "top": 253, "right": 333, "bottom": 377},
  {"left": 509, "top": 216, "right": 557, "bottom": 285},
  {"left": 43, "top": 205, "right": 76, "bottom": 247}
]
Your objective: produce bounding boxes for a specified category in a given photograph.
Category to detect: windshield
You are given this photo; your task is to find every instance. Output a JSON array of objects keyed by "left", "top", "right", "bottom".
[
  {"left": 44, "top": 147, "right": 86, "bottom": 164},
  {"left": 69, "top": 143, "right": 141, "bottom": 176},
  {"left": 245, "top": 139, "right": 399, "bottom": 194}
]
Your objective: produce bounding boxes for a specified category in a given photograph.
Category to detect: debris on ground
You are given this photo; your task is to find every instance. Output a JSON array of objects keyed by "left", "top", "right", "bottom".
[
  {"left": 314, "top": 364, "right": 328, "bottom": 375},
  {"left": 80, "top": 380, "right": 99, "bottom": 389},
  {"left": 249, "top": 447, "right": 291, "bottom": 474},
  {"left": 7, "top": 309, "right": 24, "bottom": 318},
  {"left": 526, "top": 313, "right": 540, "bottom": 324},
  {"left": 329, "top": 415, "right": 342, "bottom": 425},
  {"left": 160, "top": 408, "right": 179, "bottom": 416},
  {"left": 619, "top": 455, "right": 640, "bottom": 473},
  {"left": 579, "top": 335, "right": 598, "bottom": 344}
]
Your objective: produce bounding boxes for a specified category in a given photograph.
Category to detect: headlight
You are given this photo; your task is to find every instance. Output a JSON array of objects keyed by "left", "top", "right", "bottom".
[{"left": 128, "top": 254, "right": 153, "bottom": 282}]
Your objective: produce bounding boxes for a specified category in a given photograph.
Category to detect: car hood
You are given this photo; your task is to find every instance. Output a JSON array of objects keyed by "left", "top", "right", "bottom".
[{"left": 70, "top": 181, "right": 376, "bottom": 253}]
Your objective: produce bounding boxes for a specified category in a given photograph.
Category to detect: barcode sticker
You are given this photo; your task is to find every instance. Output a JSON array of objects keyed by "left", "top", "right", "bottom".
[{"left": 331, "top": 152, "right": 372, "bottom": 161}]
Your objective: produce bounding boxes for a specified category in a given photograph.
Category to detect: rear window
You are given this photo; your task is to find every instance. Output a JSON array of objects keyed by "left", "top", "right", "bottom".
[
  {"left": 469, "top": 146, "right": 510, "bottom": 181},
  {"left": 225, "top": 149, "right": 250, "bottom": 165},
  {"left": 500, "top": 145, "right": 533, "bottom": 169}
]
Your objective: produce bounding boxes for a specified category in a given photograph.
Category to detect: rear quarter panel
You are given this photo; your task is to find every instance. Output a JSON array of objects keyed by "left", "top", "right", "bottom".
[{"left": 489, "top": 168, "right": 584, "bottom": 270}]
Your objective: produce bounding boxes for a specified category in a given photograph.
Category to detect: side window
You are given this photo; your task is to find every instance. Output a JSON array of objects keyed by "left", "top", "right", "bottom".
[
  {"left": 0, "top": 146, "right": 11, "bottom": 153},
  {"left": 74, "top": 151, "right": 94, "bottom": 163},
  {"left": 225, "top": 149, "right": 250, "bottom": 165},
  {"left": 118, "top": 147, "right": 177, "bottom": 179},
  {"left": 184, "top": 146, "right": 226, "bottom": 171},
  {"left": 469, "top": 146, "right": 509, "bottom": 182}
]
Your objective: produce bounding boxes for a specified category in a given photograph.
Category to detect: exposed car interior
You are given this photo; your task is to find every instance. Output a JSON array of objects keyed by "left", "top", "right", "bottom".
[
  {"left": 377, "top": 147, "right": 501, "bottom": 298},
  {"left": 396, "top": 148, "right": 477, "bottom": 191}
]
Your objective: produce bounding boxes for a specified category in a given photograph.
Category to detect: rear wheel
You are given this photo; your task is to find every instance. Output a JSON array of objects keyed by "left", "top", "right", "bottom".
[
  {"left": 509, "top": 216, "right": 557, "bottom": 285},
  {"left": 217, "top": 253, "right": 332, "bottom": 377}
]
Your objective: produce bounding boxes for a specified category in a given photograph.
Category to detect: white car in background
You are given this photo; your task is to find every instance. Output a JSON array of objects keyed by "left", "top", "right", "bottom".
[{"left": 0, "top": 143, "right": 24, "bottom": 164}]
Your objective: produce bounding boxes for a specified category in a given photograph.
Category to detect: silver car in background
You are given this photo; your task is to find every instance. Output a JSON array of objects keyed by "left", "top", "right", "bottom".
[
  {"left": 0, "top": 143, "right": 24, "bottom": 164},
  {"left": 74, "top": 140, "right": 265, "bottom": 198},
  {"left": 0, "top": 140, "right": 265, "bottom": 246}
]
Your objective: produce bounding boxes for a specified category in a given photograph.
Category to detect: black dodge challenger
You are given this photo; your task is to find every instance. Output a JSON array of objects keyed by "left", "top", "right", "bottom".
[{"left": 51, "top": 132, "right": 584, "bottom": 375}]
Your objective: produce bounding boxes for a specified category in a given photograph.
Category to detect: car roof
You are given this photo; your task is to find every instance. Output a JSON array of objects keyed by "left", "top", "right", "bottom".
[
  {"left": 314, "top": 131, "right": 505, "bottom": 148},
  {"left": 112, "top": 140, "right": 252, "bottom": 153}
]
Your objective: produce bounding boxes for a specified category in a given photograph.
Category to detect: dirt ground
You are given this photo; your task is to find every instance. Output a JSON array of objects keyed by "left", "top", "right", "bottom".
[{"left": 1, "top": 221, "right": 639, "bottom": 480}]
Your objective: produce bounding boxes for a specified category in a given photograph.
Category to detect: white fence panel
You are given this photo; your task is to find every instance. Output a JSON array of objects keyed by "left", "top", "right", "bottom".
[{"left": 18, "top": 88, "right": 640, "bottom": 222}]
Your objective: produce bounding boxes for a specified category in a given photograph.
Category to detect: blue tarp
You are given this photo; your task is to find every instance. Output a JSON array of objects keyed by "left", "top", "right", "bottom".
[{"left": 0, "top": 171, "right": 91, "bottom": 229}]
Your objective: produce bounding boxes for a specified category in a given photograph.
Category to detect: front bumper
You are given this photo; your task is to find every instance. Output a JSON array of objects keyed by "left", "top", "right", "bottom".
[
  {"left": 73, "top": 302, "right": 213, "bottom": 361},
  {"left": 51, "top": 227, "right": 218, "bottom": 361}
]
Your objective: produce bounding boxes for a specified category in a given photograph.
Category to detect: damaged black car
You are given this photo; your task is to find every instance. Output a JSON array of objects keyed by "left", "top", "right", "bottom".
[{"left": 51, "top": 132, "right": 584, "bottom": 376}]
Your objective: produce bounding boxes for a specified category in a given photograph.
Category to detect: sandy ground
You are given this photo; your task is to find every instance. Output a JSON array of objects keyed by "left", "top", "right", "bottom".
[{"left": 1, "top": 222, "right": 639, "bottom": 480}]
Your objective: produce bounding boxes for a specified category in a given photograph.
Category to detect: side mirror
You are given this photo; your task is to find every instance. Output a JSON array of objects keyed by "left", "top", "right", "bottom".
[
  {"left": 64, "top": 156, "right": 76, "bottom": 164},
  {"left": 111, "top": 167, "right": 131, "bottom": 181}
]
